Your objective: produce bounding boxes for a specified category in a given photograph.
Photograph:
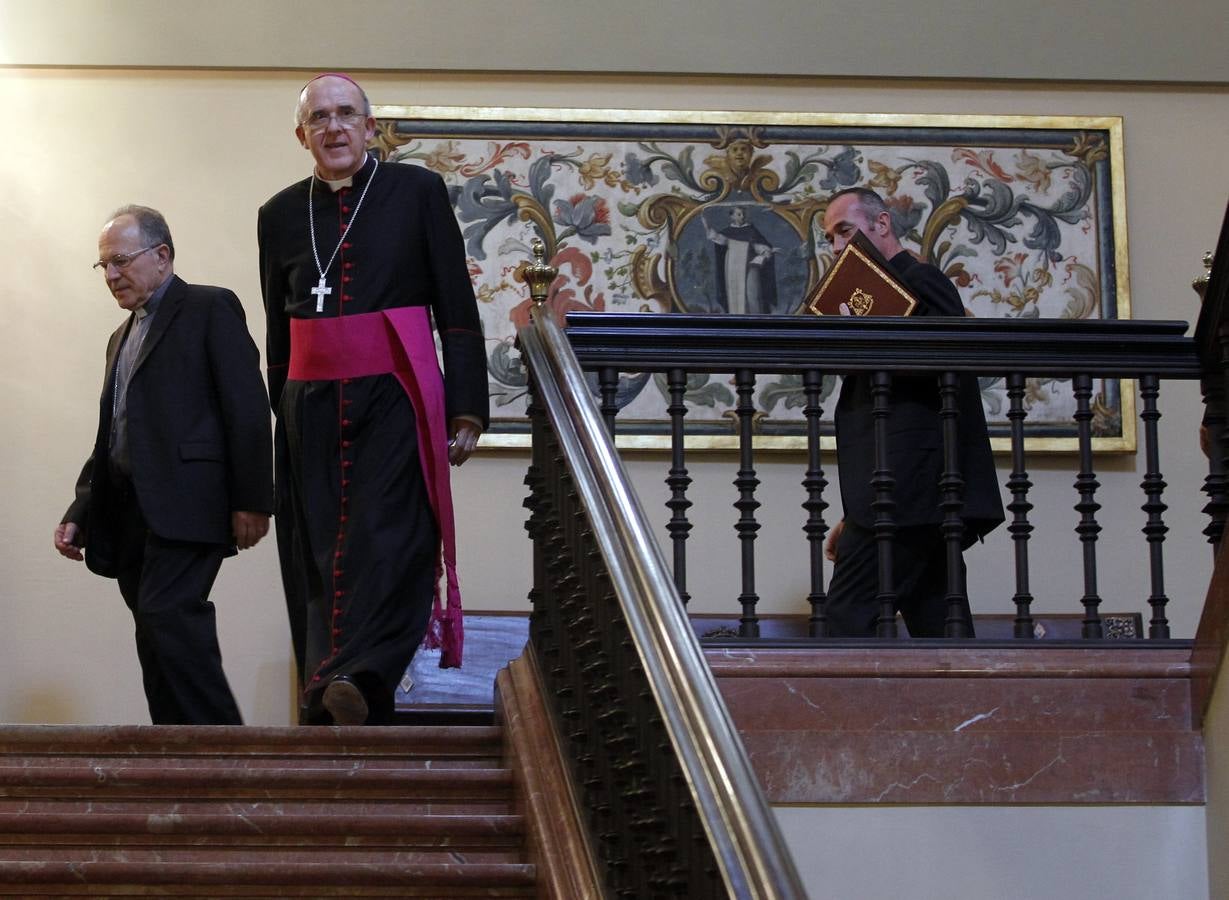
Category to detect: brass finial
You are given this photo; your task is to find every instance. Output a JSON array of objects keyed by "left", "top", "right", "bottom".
[
  {"left": 523, "top": 238, "right": 558, "bottom": 305},
  {"left": 1194, "top": 250, "right": 1214, "bottom": 299}
]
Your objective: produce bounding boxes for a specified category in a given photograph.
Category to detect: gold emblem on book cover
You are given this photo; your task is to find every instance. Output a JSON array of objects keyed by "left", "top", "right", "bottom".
[{"left": 845, "top": 288, "right": 874, "bottom": 316}]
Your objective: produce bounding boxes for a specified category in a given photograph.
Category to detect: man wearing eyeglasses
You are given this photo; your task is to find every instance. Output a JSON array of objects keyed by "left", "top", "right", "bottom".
[
  {"left": 54, "top": 205, "right": 273, "bottom": 724},
  {"left": 258, "top": 74, "right": 488, "bottom": 725}
]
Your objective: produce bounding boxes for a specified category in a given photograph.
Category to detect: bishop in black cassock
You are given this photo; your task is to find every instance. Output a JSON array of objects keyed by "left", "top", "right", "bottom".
[{"left": 259, "top": 74, "right": 489, "bottom": 724}]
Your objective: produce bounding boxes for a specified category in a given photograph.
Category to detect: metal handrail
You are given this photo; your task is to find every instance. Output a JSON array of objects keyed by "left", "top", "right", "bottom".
[{"left": 520, "top": 302, "right": 806, "bottom": 899}]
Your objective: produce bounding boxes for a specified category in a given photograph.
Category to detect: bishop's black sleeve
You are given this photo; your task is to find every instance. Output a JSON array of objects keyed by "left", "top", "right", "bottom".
[{"left": 421, "top": 170, "right": 490, "bottom": 430}]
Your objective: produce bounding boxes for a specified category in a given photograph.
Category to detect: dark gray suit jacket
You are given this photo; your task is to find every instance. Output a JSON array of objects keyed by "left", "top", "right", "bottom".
[{"left": 64, "top": 275, "right": 273, "bottom": 576}]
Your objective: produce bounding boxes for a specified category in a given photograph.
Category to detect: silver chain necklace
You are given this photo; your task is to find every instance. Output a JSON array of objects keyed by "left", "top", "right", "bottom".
[{"left": 307, "top": 158, "right": 378, "bottom": 312}]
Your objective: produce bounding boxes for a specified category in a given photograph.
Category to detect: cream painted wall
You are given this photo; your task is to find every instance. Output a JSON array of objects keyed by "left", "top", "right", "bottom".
[
  {"left": 3, "top": 68, "right": 1227, "bottom": 729},
  {"left": 1, "top": 0, "right": 1227, "bottom": 82},
  {"left": 776, "top": 805, "right": 1208, "bottom": 899}
]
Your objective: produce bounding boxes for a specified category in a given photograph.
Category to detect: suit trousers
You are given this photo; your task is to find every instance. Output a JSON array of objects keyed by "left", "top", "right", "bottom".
[
  {"left": 824, "top": 520, "right": 976, "bottom": 638},
  {"left": 111, "top": 486, "right": 242, "bottom": 724}
]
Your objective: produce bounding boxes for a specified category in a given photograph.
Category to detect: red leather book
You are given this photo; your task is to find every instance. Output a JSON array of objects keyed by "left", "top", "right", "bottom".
[{"left": 805, "top": 231, "right": 918, "bottom": 317}]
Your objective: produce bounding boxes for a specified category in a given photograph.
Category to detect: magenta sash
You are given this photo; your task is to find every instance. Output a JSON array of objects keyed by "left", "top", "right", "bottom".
[{"left": 288, "top": 308, "right": 463, "bottom": 668}]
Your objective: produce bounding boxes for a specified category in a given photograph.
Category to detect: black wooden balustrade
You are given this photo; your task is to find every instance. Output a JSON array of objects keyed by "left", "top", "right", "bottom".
[{"left": 564, "top": 312, "right": 1206, "bottom": 642}]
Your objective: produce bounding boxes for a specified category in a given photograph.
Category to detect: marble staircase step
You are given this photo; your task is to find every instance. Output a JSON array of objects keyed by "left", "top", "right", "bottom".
[
  {"left": 0, "top": 725, "right": 535, "bottom": 896},
  {"left": 0, "top": 857, "right": 537, "bottom": 896},
  {"left": 0, "top": 725, "right": 504, "bottom": 760},
  {"left": 0, "top": 804, "right": 524, "bottom": 849},
  {"left": 0, "top": 763, "right": 515, "bottom": 801}
]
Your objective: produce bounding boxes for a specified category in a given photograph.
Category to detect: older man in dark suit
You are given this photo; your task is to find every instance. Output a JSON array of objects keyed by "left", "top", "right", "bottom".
[
  {"left": 821, "top": 187, "right": 1004, "bottom": 637},
  {"left": 54, "top": 205, "right": 273, "bottom": 724}
]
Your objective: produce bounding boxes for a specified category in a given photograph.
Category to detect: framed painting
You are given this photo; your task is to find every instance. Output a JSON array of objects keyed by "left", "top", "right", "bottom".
[{"left": 370, "top": 107, "right": 1132, "bottom": 452}]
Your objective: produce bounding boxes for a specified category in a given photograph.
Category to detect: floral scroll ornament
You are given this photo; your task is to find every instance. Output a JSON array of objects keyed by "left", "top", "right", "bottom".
[{"left": 369, "top": 115, "right": 1122, "bottom": 442}]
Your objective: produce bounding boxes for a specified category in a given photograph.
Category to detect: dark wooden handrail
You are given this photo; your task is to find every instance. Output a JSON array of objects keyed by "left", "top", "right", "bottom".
[{"left": 566, "top": 312, "right": 1200, "bottom": 377}]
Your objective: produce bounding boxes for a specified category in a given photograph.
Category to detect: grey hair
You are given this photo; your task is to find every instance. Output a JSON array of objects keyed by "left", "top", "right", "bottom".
[
  {"left": 828, "top": 186, "right": 889, "bottom": 220},
  {"left": 108, "top": 204, "right": 174, "bottom": 261}
]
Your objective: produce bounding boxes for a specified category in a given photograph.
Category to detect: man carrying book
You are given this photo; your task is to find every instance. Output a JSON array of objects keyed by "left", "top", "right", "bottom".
[{"left": 820, "top": 187, "right": 1004, "bottom": 637}]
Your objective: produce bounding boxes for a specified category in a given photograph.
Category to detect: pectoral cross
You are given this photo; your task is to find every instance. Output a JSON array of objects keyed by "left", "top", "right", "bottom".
[{"left": 310, "top": 275, "right": 332, "bottom": 313}]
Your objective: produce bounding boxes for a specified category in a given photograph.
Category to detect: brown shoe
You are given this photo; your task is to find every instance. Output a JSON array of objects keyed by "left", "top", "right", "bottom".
[{"left": 322, "top": 676, "right": 368, "bottom": 726}]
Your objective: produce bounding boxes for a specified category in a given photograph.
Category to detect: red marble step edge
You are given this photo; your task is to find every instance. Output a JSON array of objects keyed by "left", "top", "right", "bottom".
[
  {"left": 0, "top": 859, "right": 538, "bottom": 887},
  {"left": 0, "top": 809, "right": 525, "bottom": 841},
  {"left": 0, "top": 848, "right": 525, "bottom": 866},
  {"left": 0, "top": 757, "right": 499, "bottom": 772},
  {"left": 705, "top": 645, "right": 1193, "bottom": 679},
  {"left": 0, "top": 725, "right": 504, "bottom": 758},
  {"left": 0, "top": 798, "right": 514, "bottom": 816},
  {"left": 0, "top": 766, "right": 514, "bottom": 796},
  {"left": 0, "top": 886, "right": 535, "bottom": 898}
]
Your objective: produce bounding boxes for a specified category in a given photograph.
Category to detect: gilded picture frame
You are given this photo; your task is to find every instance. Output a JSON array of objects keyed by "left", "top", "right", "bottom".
[{"left": 370, "top": 106, "right": 1133, "bottom": 453}]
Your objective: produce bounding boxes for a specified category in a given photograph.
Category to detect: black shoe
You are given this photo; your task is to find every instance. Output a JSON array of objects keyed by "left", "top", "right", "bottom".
[{"left": 322, "top": 675, "right": 368, "bottom": 726}]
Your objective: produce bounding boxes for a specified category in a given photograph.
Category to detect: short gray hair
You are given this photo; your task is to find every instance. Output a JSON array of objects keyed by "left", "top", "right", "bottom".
[
  {"left": 109, "top": 204, "right": 175, "bottom": 261},
  {"left": 828, "top": 187, "right": 888, "bottom": 220}
]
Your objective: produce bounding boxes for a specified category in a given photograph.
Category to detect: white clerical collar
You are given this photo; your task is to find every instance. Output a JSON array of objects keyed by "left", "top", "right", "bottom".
[
  {"left": 317, "top": 157, "right": 371, "bottom": 193},
  {"left": 133, "top": 273, "right": 173, "bottom": 319}
]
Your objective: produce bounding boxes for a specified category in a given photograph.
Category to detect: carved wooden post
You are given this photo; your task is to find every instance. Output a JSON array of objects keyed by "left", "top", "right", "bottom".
[
  {"left": 1072, "top": 374, "right": 1103, "bottom": 639},
  {"left": 665, "top": 369, "right": 693, "bottom": 606},
  {"left": 1138, "top": 374, "right": 1170, "bottom": 638},
  {"left": 801, "top": 370, "right": 830, "bottom": 637},
  {"left": 938, "top": 372, "right": 970, "bottom": 638},
  {"left": 1006, "top": 373, "right": 1036, "bottom": 638},
  {"left": 734, "top": 369, "right": 761, "bottom": 637},
  {"left": 871, "top": 371, "right": 899, "bottom": 638}
]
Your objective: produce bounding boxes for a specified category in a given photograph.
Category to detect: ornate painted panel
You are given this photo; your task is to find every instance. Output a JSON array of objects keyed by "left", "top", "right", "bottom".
[{"left": 371, "top": 108, "right": 1131, "bottom": 451}]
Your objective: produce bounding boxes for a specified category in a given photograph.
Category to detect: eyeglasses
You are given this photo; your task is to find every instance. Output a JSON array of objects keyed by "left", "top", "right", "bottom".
[
  {"left": 93, "top": 245, "right": 159, "bottom": 272},
  {"left": 301, "top": 107, "right": 368, "bottom": 133}
]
